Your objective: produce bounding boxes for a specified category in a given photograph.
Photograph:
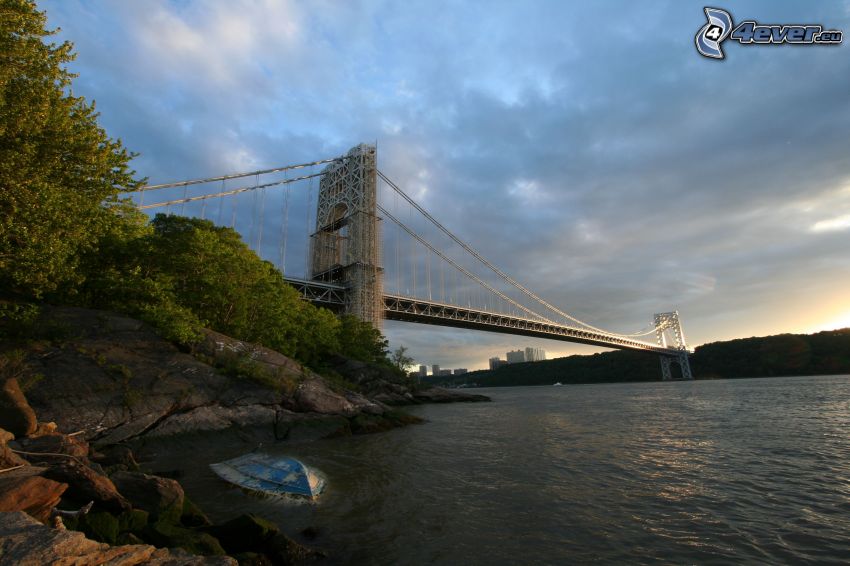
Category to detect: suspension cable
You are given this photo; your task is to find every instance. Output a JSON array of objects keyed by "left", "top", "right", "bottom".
[
  {"left": 136, "top": 170, "right": 325, "bottom": 210},
  {"left": 378, "top": 204, "right": 554, "bottom": 324},
  {"left": 136, "top": 156, "right": 346, "bottom": 192},
  {"left": 377, "top": 170, "right": 654, "bottom": 338}
]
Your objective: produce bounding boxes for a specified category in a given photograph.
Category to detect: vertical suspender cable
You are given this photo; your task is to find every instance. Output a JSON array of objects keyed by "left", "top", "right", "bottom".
[
  {"left": 257, "top": 178, "right": 266, "bottom": 253},
  {"left": 305, "top": 166, "right": 313, "bottom": 278},
  {"left": 280, "top": 169, "right": 289, "bottom": 274},
  {"left": 217, "top": 180, "right": 225, "bottom": 225}
]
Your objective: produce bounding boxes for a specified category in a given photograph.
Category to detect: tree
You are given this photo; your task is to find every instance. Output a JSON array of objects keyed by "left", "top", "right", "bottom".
[
  {"left": 0, "top": 0, "right": 141, "bottom": 300},
  {"left": 390, "top": 345, "right": 414, "bottom": 373}
]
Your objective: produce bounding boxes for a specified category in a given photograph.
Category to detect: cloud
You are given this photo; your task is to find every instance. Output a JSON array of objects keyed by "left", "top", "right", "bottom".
[{"left": 41, "top": 0, "right": 850, "bottom": 370}]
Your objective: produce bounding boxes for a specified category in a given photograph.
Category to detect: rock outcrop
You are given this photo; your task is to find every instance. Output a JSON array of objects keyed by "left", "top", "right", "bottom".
[
  {"left": 0, "top": 511, "right": 236, "bottom": 565},
  {"left": 0, "top": 468, "right": 67, "bottom": 524},
  {"left": 0, "top": 378, "right": 38, "bottom": 437}
]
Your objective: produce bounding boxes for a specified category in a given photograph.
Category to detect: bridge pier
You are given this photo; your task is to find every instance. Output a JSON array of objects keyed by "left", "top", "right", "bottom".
[{"left": 654, "top": 311, "right": 693, "bottom": 380}]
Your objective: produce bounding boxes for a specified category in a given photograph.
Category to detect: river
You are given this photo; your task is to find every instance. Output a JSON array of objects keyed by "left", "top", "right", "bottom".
[{"left": 139, "top": 375, "right": 850, "bottom": 564}]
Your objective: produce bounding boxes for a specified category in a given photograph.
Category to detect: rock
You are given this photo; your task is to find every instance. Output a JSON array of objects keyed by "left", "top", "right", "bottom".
[
  {"left": 0, "top": 510, "right": 237, "bottom": 565},
  {"left": 147, "top": 405, "right": 277, "bottom": 437},
  {"left": 263, "top": 531, "right": 326, "bottom": 564},
  {"left": 18, "top": 432, "right": 90, "bottom": 463},
  {"left": 206, "top": 514, "right": 279, "bottom": 554},
  {"left": 348, "top": 410, "right": 423, "bottom": 435},
  {"left": 76, "top": 510, "right": 120, "bottom": 545},
  {"left": 41, "top": 460, "right": 130, "bottom": 513},
  {"left": 412, "top": 387, "right": 491, "bottom": 404},
  {"left": 0, "top": 378, "right": 37, "bottom": 437},
  {"left": 29, "top": 421, "right": 58, "bottom": 437},
  {"left": 91, "top": 443, "right": 139, "bottom": 471},
  {"left": 231, "top": 552, "right": 273, "bottom": 565},
  {"left": 0, "top": 467, "right": 67, "bottom": 523},
  {"left": 118, "top": 508, "right": 149, "bottom": 534},
  {"left": 144, "top": 520, "right": 227, "bottom": 557},
  {"left": 274, "top": 413, "right": 351, "bottom": 442},
  {"left": 0, "top": 428, "right": 27, "bottom": 469},
  {"left": 111, "top": 471, "right": 184, "bottom": 523},
  {"left": 182, "top": 496, "right": 212, "bottom": 527},
  {"left": 289, "top": 379, "right": 358, "bottom": 415}
]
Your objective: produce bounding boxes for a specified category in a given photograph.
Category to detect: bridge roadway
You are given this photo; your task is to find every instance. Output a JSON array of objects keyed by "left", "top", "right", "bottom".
[{"left": 284, "top": 277, "right": 680, "bottom": 356}]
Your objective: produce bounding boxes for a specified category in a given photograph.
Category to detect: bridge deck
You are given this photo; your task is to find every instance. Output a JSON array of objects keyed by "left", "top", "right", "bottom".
[
  {"left": 282, "top": 278, "right": 680, "bottom": 355},
  {"left": 382, "top": 294, "right": 680, "bottom": 355}
]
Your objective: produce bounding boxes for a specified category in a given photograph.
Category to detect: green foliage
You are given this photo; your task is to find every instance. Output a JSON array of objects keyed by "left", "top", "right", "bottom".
[
  {"left": 214, "top": 350, "right": 299, "bottom": 393},
  {"left": 390, "top": 345, "right": 414, "bottom": 373},
  {"left": 0, "top": 1, "right": 141, "bottom": 299},
  {"left": 337, "top": 315, "right": 389, "bottom": 364},
  {"left": 0, "top": 1, "right": 395, "bottom": 372}
]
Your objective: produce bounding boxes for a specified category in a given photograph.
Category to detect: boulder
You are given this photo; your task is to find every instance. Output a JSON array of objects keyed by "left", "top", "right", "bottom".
[
  {"left": 41, "top": 460, "right": 130, "bottom": 513},
  {"left": 144, "top": 520, "right": 227, "bottom": 557},
  {"left": 274, "top": 413, "right": 351, "bottom": 442},
  {"left": 111, "top": 471, "right": 184, "bottom": 523},
  {"left": 0, "top": 378, "right": 37, "bottom": 437},
  {"left": 412, "top": 387, "right": 491, "bottom": 404},
  {"left": 146, "top": 405, "right": 277, "bottom": 437},
  {"left": 0, "top": 467, "right": 67, "bottom": 523},
  {"left": 289, "top": 379, "right": 357, "bottom": 415},
  {"left": 18, "top": 432, "right": 90, "bottom": 463},
  {"left": 75, "top": 510, "right": 120, "bottom": 545},
  {"left": 0, "top": 510, "right": 237, "bottom": 565},
  {"left": 0, "top": 428, "right": 27, "bottom": 469},
  {"left": 91, "top": 443, "right": 139, "bottom": 471},
  {"left": 206, "top": 514, "right": 279, "bottom": 554},
  {"left": 181, "top": 497, "right": 212, "bottom": 528},
  {"left": 262, "top": 531, "right": 326, "bottom": 564}
]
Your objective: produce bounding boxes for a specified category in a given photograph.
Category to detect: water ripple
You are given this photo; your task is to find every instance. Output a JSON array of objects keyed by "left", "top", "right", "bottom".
[{"left": 141, "top": 375, "right": 850, "bottom": 564}]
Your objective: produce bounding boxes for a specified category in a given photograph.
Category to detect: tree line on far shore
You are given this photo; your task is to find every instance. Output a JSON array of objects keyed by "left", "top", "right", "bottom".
[{"left": 426, "top": 328, "right": 850, "bottom": 387}]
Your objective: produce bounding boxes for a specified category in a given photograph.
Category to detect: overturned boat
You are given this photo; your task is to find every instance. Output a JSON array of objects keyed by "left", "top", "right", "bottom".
[{"left": 210, "top": 453, "right": 325, "bottom": 499}]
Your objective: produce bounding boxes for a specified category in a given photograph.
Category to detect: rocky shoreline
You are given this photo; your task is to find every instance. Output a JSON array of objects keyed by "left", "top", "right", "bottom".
[{"left": 0, "top": 306, "right": 489, "bottom": 563}]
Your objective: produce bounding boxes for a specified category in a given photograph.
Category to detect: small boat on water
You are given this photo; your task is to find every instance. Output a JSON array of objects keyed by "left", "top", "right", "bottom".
[
  {"left": 210, "top": 453, "right": 325, "bottom": 499},
  {"left": 553, "top": 382, "right": 563, "bottom": 386}
]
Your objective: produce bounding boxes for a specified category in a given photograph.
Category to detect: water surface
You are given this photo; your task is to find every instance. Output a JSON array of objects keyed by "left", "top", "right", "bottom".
[{"left": 140, "top": 375, "right": 850, "bottom": 564}]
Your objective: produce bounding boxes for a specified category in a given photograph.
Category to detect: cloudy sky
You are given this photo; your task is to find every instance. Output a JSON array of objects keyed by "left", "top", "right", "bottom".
[{"left": 43, "top": 1, "right": 850, "bottom": 370}]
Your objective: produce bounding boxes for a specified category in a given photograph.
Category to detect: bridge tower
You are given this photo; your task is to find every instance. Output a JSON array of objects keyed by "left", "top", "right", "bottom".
[
  {"left": 310, "top": 144, "right": 383, "bottom": 329},
  {"left": 654, "top": 311, "right": 693, "bottom": 380}
]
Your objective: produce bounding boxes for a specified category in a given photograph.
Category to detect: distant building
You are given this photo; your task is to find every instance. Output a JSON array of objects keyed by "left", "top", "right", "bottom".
[
  {"left": 506, "top": 349, "right": 526, "bottom": 364},
  {"left": 453, "top": 368, "right": 468, "bottom": 375},
  {"left": 438, "top": 369, "right": 453, "bottom": 376},
  {"left": 432, "top": 364, "right": 440, "bottom": 376},
  {"left": 525, "top": 347, "right": 546, "bottom": 362},
  {"left": 488, "top": 357, "right": 506, "bottom": 370},
  {"left": 418, "top": 365, "right": 428, "bottom": 377}
]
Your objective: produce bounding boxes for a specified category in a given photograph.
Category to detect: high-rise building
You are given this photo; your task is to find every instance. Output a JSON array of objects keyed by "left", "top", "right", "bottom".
[
  {"left": 418, "top": 365, "right": 428, "bottom": 377},
  {"left": 525, "top": 347, "right": 546, "bottom": 362},
  {"left": 506, "top": 349, "right": 526, "bottom": 364},
  {"left": 453, "top": 368, "right": 468, "bottom": 375},
  {"left": 489, "top": 357, "right": 505, "bottom": 370},
  {"left": 432, "top": 364, "right": 440, "bottom": 376},
  {"left": 439, "top": 369, "right": 453, "bottom": 376}
]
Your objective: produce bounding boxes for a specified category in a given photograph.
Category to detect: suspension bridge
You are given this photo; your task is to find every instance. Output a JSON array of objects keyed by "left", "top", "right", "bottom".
[{"left": 131, "top": 144, "right": 693, "bottom": 380}]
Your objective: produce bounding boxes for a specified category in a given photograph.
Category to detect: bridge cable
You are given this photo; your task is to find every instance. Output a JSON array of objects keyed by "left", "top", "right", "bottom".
[
  {"left": 279, "top": 169, "right": 290, "bottom": 274},
  {"left": 378, "top": 170, "right": 654, "bottom": 338},
  {"left": 378, "top": 203, "right": 555, "bottom": 324},
  {"left": 136, "top": 170, "right": 326, "bottom": 210},
  {"left": 216, "top": 180, "right": 225, "bottom": 225},
  {"left": 136, "top": 156, "right": 346, "bottom": 192}
]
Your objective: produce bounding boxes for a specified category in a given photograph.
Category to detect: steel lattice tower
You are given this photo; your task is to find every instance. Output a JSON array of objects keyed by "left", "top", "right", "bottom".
[
  {"left": 310, "top": 144, "right": 383, "bottom": 329},
  {"left": 654, "top": 311, "right": 693, "bottom": 380}
]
